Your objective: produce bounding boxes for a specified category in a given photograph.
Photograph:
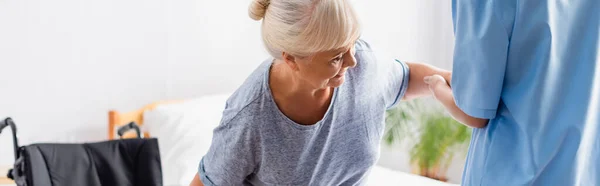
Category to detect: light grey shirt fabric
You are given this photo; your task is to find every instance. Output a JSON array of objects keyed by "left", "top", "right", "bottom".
[{"left": 198, "top": 40, "right": 410, "bottom": 186}]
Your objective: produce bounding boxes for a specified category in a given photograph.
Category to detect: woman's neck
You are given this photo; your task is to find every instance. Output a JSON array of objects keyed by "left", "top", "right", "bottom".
[
  {"left": 270, "top": 60, "right": 331, "bottom": 99},
  {"left": 269, "top": 60, "right": 334, "bottom": 125}
]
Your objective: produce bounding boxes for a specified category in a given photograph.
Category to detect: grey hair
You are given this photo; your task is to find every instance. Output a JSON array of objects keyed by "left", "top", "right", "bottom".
[{"left": 248, "top": 0, "right": 361, "bottom": 59}]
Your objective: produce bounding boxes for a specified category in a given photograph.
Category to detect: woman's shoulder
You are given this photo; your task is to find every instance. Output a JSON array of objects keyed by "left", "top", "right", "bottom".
[
  {"left": 352, "top": 39, "right": 396, "bottom": 71},
  {"left": 219, "top": 59, "right": 272, "bottom": 125},
  {"left": 349, "top": 39, "right": 378, "bottom": 76},
  {"left": 354, "top": 39, "right": 374, "bottom": 52},
  {"left": 347, "top": 39, "right": 397, "bottom": 91}
]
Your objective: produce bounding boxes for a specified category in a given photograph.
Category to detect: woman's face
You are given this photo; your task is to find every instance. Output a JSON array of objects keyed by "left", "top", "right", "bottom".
[{"left": 285, "top": 44, "right": 357, "bottom": 89}]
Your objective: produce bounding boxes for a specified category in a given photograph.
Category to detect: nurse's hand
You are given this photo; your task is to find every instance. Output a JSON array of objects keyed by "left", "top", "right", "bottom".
[
  {"left": 424, "top": 75, "right": 488, "bottom": 128},
  {"left": 424, "top": 74, "right": 450, "bottom": 99},
  {"left": 403, "top": 62, "right": 452, "bottom": 100}
]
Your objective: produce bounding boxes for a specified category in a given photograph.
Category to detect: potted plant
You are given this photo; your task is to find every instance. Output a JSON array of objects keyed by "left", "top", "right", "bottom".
[{"left": 384, "top": 99, "right": 471, "bottom": 182}]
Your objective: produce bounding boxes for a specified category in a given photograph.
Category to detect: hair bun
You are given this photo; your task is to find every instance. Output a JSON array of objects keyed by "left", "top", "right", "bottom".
[{"left": 249, "top": 0, "right": 270, "bottom": 21}]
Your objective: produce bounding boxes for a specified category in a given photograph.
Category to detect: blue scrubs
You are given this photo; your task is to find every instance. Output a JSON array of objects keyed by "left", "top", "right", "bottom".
[{"left": 451, "top": 0, "right": 600, "bottom": 185}]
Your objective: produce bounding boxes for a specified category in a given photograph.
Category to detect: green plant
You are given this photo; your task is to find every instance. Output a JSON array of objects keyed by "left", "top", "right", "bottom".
[{"left": 384, "top": 99, "right": 471, "bottom": 181}]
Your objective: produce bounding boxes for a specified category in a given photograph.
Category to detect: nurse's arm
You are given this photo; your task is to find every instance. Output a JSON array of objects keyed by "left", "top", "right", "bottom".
[
  {"left": 424, "top": 74, "right": 488, "bottom": 128},
  {"left": 402, "top": 62, "right": 452, "bottom": 100}
]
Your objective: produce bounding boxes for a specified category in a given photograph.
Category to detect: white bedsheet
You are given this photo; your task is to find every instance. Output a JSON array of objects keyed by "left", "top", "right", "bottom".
[{"left": 366, "top": 166, "right": 458, "bottom": 186}]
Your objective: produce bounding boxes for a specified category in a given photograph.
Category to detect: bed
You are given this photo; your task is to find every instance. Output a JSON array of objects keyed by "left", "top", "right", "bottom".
[{"left": 108, "top": 93, "right": 458, "bottom": 186}]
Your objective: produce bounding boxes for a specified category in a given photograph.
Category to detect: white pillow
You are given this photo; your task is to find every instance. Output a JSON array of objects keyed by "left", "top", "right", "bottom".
[{"left": 143, "top": 93, "right": 230, "bottom": 186}]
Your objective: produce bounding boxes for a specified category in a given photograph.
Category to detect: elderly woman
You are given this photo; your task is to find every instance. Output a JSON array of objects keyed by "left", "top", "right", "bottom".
[{"left": 190, "top": 0, "right": 484, "bottom": 185}]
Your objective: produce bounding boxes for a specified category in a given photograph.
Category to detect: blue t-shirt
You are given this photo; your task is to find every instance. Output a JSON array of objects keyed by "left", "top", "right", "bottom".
[
  {"left": 452, "top": 0, "right": 600, "bottom": 185},
  {"left": 198, "top": 40, "right": 410, "bottom": 185}
]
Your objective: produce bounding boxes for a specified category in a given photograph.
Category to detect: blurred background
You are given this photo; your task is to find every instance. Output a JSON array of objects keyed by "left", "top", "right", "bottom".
[{"left": 0, "top": 0, "right": 462, "bottom": 183}]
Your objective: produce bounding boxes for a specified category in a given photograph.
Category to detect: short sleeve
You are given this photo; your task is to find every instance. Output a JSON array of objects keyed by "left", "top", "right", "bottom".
[
  {"left": 354, "top": 39, "right": 410, "bottom": 110},
  {"left": 198, "top": 117, "right": 257, "bottom": 185},
  {"left": 451, "top": 0, "right": 513, "bottom": 119},
  {"left": 383, "top": 59, "right": 410, "bottom": 109}
]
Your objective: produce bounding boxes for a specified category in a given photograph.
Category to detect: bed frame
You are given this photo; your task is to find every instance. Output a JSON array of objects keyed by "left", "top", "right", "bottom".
[
  {"left": 0, "top": 174, "right": 12, "bottom": 185},
  {"left": 107, "top": 100, "right": 182, "bottom": 140}
]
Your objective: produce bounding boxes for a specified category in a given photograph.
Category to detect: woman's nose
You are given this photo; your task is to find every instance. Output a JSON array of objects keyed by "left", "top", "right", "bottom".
[{"left": 343, "top": 50, "right": 357, "bottom": 68}]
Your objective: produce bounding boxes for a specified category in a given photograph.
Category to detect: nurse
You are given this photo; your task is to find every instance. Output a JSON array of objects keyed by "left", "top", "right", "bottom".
[{"left": 443, "top": 0, "right": 599, "bottom": 185}]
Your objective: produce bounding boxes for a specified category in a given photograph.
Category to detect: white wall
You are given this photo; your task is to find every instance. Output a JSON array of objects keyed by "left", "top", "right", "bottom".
[
  {"left": 0, "top": 0, "right": 460, "bottom": 182},
  {"left": 354, "top": 0, "right": 455, "bottom": 69},
  {"left": 0, "top": 0, "right": 266, "bottom": 165}
]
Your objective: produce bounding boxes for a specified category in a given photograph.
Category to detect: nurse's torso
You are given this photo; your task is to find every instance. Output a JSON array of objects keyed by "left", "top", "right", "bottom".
[{"left": 463, "top": 1, "right": 600, "bottom": 185}]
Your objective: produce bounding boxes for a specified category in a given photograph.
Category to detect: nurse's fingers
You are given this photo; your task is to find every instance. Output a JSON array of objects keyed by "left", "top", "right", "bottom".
[{"left": 423, "top": 74, "right": 447, "bottom": 88}]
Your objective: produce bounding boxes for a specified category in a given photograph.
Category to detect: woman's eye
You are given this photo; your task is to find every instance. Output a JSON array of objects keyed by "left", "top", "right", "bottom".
[{"left": 332, "top": 57, "right": 343, "bottom": 63}]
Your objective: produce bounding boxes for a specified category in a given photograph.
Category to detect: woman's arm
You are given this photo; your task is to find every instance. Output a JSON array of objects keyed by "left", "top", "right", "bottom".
[
  {"left": 189, "top": 174, "right": 205, "bottom": 186},
  {"left": 403, "top": 62, "right": 452, "bottom": 100},
  {"left": 424, "top": 74, "right": 488, "bottom": 128}
]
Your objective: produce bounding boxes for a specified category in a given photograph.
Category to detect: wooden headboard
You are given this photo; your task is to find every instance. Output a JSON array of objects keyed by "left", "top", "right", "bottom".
[{"left": 108, "top": 100, "right": 182, "bottom": 140}]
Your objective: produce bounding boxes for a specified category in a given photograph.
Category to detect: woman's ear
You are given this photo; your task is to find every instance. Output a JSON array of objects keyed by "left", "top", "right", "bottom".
[{"left": 282, "top": 52, "right": 300, "bottom": 71}]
